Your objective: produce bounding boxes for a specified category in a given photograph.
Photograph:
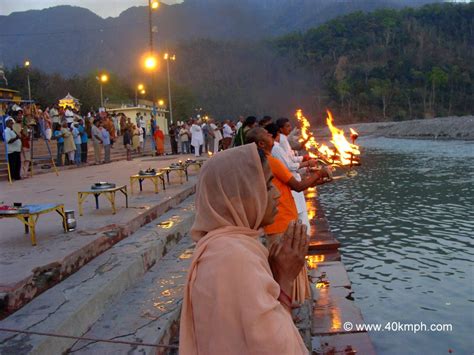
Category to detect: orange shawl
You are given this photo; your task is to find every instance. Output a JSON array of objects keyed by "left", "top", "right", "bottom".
[
  {"left": 180, "top": 144, "right": 308, "bottom": 355},
  {"left": 154, "top": 129, "right": 165, "bottom": 154}
]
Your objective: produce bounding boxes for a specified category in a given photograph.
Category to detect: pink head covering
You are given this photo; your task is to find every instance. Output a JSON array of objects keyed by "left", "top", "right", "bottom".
[
  {"left": 190, "top": 143, "right": 267, "bottom": 241},
  {"left": 180, "top": 143, "right": 308, "bottom": 355}
]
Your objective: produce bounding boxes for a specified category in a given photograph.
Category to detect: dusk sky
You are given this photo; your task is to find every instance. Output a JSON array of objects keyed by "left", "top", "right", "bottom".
[
  {"left": 1, "top": 0, "right": 182, "bottom": 18},
  {"left": 2, "top": 0, "right": 470, "bottom": 18}
]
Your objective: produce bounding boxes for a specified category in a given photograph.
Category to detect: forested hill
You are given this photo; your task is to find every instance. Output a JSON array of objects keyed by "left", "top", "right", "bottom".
[
  {"left": 3, "top": 3, "right": 473, "bottom": 123},
  {"left": 271, "top": 3, "right": 474, "bottom": 123},
  {"left": 0, "top": 0, "right": 438, "bottom": 75}
]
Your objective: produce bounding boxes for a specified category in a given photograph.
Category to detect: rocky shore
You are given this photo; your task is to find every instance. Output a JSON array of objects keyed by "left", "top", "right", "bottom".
[{"left": 315, "top": 116, "right": 474, "bottom": 140}]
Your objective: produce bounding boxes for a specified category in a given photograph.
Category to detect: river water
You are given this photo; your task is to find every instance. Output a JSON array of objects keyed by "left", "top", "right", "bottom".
[{"left": 317, "top": 137, "right": 474, "bottom": 355}]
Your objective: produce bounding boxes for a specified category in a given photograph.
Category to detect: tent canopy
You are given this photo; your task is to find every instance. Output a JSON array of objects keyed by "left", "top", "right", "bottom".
[{"left": 59, "top": 93, "right": 80, "bottom": 109}]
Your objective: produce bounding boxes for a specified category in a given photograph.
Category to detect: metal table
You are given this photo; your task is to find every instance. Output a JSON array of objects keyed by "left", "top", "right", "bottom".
[
  {"left": 130, "top": 172, "right": 166, "bottom": 194},
  {"left": 77, "top": 185, "right": 128, "bottom": 216},
  {"left": 159, "top": 166, "right": 188, "bottom": 185},
  {"left": 0, "top": 204, "right": 67, "bottom": 246},
  {"left": 185, "top": 159, "right": 205, "bottom": 172}
]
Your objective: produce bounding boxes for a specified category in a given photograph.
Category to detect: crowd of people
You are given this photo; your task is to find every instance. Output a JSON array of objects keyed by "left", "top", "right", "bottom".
[
  {"left": 168, "top": 115, "right": 303, "bottom": 158},
  {"left": 179, "top": 115, "right": 331, "bottom": 354},
  {"left": 1, "top": 99, "right": 312, "bottom": 182},
  {"left": 0, "top": 103, "right": 171, "bottom": 180}
]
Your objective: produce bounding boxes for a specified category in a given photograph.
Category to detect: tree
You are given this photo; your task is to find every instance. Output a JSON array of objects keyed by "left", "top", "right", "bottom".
[
  {"left": 370, "top": 78, "right": 394, "bottom": 120},
  {"left": 429, "top": 66, "right": 448, "bottom": 115}
]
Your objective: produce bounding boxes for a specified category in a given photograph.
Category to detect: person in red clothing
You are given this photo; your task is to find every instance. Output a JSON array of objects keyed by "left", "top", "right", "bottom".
[
  {"left": 246, "top": 127, "right": 330, "bottom": 304},
  {"left": 20, "top": 123, "right": 32, "bottom": 177}
]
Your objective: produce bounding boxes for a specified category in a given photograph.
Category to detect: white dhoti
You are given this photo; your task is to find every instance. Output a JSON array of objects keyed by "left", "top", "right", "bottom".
[{"left": 292, "top": 173, "right": 311, "bottom": 231}]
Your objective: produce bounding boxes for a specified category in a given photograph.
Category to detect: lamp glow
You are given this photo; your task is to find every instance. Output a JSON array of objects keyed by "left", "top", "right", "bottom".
[{"left": 144, "top": 56, "right": 157, "bottom": 70}]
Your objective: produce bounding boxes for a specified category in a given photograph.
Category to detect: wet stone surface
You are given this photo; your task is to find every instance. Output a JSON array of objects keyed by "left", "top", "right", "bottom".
[
  {"left": 68, "top": 237, "right": 195, "bottom": 354},
  {"left": 312, "top": 332, "right": 376, "bottom": 355}
]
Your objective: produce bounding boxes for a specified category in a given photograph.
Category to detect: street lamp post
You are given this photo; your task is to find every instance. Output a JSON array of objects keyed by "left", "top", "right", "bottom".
[
  {"left": 135, "top": 84, "right": 145, "bottom": 106},
  {"left": 164, "top": 53, "right": 176, "bottom": 124},
  {"left": 148, "top": 0, "right": 159, "bottom": 106},
  {"left": 96, "top": 73, "right": 109, "bottom": 108},
  {"left": 148, "top": 0, "right": 159, "bottom": 52},
  {"left": 24, "top": 60, "right": 31, "bottom": 101}
]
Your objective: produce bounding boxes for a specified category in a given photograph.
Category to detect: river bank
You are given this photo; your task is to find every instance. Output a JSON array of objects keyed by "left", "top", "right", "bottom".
[{"left": 315, "top": 116, "right": 474, "bottom": 140}]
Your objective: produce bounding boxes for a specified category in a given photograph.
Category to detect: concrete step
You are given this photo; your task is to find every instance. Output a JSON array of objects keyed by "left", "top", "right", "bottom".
[
  {"left": 309, "top": 261, "right": 376, "bottom": 355},
  {"left": 0, "top": 197, "right": 195, "bottom": 355},
  {"left": 69, "top": 237, "right": 194, "bottom": 354}
]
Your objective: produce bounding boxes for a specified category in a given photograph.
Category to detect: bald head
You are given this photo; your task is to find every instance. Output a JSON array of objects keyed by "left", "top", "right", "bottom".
[
  {"left": 245, "top": 127, "right": 266, "bottom": 145},
  {"left": 246, "top": 127, "right": 274, "bottom": 153}
]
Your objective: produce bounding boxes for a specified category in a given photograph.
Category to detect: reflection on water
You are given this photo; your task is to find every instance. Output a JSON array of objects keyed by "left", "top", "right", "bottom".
[{"left": 318, "top": 138, "right": 474, "bottom": 354}]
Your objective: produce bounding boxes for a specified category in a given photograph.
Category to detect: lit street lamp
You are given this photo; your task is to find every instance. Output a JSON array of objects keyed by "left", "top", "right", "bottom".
[
  {"left": 144, "top": 55, "right": 157, "bottom": 70},
  {"left": 150, "top": 0, "right": 160, "bottom": 10},
  {"left": 164, "top": 53, "right": 176, "bottom": 124},
  {"left": 96, "top": 73, "right": 109, "bottom": 108},
  {"left": 146, "top": 0, "right": 159, "bottom": 109},
  {"left": 24, "top": 60, "right": 31, "bottom": 101},
  {"left": 158, "top": 99, "right": 165, "bottom": 107}
]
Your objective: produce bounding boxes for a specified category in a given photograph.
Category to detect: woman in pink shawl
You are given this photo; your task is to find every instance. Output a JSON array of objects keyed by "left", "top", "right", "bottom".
[{"left": 180, "top": 144, "right": 309, "bottom": 355}]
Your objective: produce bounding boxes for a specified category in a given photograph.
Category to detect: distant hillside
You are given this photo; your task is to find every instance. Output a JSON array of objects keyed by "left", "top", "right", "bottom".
[
  {"left": 0, "top": 0, "right": 439, "bottom": 75},
  {"left": 273, "top": 3, "right": 474, "bottom": 122},
  {"left": 2, "top": 1, "right": 471, "bottom": 122}
]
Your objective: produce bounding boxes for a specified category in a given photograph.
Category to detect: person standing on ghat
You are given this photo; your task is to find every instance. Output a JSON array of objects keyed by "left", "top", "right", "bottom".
[
  {"left": 259, "top": 115, "right": 273, "bottom": 127},
  {"left": 179, "top": 123, "right": 191, "bottom": 154},
  {"left": 266, "top": 123, "right": 317, "bottom": 230},
  {"left": 4, "top": 117, "right": 22, "bottom": 180},
  {"left": 276, "top": 118, "right": 303, "bottom": 166},
  {"left": 123, "top": 125, "right": 133, "bottom": 161},
  {"left": 233, "top": 116, "right": 257, "bottom": 147},
  {"left": 245, "top": 127, "right": 329, "bottom": 304},
  {"left": 101, "top": 124, "right": 111, "bottom": 163},
  {"left": 190, "top": 119, "right": 204, "bottom": 157},
  {"left": 78, "top": 119, "right": 88, "bottom": 164},
  {"left": 49, "top": 104, "right": 60, "bottom": 126},
  {"left": 91, "top": 119, "right": 103, "bottom": 165},
  {"left": 169, "top": 123, "right": 178, "bottom": 155},
  {"left": 72, "top": 122, "right": 82, "bottom": 166},
  {"left": 221, "top": 119, "right": 233, "bottom": 150},
  {"left": 180, "top": 144, "right": 309, "bottom": 355},
  {"left": 61, "top": 120, "right": 76, "bottom": 165},
  {"left": 210, "top": 119, "right": 221, "bottom": 153}
]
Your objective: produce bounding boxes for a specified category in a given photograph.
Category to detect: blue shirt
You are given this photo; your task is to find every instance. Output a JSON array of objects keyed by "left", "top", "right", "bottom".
[
  {"left": 78, "top": 125, "right": 88, "bottom": 143},
  {"left": 73, "top": 127, "right": 82, "bottom": 145},
  {"left": 54, "top": 130, "right": 64, "bottom": 143},
  {"left": 101, "top": 129, "right": 110, "bottom": 145}
]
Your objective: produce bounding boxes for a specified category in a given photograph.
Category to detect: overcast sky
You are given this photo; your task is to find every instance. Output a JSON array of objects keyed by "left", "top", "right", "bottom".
[{"left": 1, "top": 0, "right": 183, "bottom": 18}]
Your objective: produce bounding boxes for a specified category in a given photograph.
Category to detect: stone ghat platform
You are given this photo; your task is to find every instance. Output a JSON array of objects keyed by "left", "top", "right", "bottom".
[
  {"left": 0, "top": 180, "right": 375, "bottom": 354},
  {"left": 0, "top": 154, "right": 201, "bottom": 318},
  {"left": 305, "top": 187, "right": 376, "bottom": 355}
]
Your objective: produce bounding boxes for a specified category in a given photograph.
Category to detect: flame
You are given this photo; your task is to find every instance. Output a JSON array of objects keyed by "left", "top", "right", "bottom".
[
  {"left": 296, "top": 109, "right": 360, "bottom": 166},
  {"left": 296, "top": 109, "right": 335, "bottom": 161},
  {"left": 306, "top": 255, "right": 325, "bottom": 269},
  {"left": 326, "top": 110, "right": 360, "bottom": 165}
]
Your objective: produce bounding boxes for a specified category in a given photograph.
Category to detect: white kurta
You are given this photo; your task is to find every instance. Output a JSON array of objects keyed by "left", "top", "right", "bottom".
[
  {"left": 190, "top": 124, "right": 204, "bottom": 147},
  {"left": 210, "top": 123, "right": 222, "bottom": 152},
  {"left": 279, "top": 134, "right": 303, "bottom": 164}
]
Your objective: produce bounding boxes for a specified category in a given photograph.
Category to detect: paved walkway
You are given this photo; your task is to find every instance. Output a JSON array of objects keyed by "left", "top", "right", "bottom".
[{"left": 0, "top": 153, "right": 202, "bottom": 315}]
